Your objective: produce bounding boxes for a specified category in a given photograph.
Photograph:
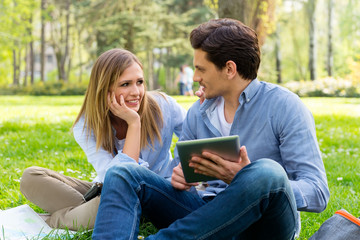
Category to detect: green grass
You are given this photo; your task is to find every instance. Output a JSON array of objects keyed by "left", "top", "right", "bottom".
[{"left": 1, "top": 95, "right": 360, "bottom": 239}]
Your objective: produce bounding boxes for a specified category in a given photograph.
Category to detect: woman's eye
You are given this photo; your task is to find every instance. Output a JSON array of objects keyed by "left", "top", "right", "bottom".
[
  {"left": 121, "top": 83, "right": 129, "bottom": 87},
  {"left": 137, "top": 80, "right": 144, "bottom": 85}
]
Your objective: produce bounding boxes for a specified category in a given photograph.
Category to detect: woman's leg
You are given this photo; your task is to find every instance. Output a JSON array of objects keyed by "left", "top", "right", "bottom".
[
  {"left": 20, "top": 166, "right": 97, "bottom": 230},
  {"left": 48, "top": 196, "right": 100, "bottom": 230}
]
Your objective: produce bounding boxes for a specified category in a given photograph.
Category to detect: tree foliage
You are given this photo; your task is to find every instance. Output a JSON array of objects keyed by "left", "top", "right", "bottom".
[{"left": 0, "top": 0, "right": 359, "bottom": 93}]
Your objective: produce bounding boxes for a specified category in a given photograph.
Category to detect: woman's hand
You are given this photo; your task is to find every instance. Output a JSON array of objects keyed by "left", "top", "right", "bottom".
[
  {"left": 195, "top": 86, "right": 205, "bottom": 104},
  {"left": 108, "top": 92, "right": 140, "bottom": 124}
]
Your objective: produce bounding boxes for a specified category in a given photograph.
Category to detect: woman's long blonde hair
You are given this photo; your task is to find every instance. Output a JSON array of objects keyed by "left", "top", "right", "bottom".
[{"left": 73, "top": 49, "right": 163, "bottom": 154}]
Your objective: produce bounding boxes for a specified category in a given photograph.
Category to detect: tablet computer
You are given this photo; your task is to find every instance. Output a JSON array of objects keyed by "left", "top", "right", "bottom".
[{"left": 176, "top": 135, "right": 240, "bottom": 183}]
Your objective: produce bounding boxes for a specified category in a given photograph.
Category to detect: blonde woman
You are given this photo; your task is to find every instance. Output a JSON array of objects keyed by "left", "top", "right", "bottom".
[{"left": 20, "top": 49, "right": 186, "bottom": 230}]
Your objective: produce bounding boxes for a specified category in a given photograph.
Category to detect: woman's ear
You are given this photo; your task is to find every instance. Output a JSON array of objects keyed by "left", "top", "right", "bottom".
[{"left": 225, "top": 60, "right": 237, "bottom": 79}]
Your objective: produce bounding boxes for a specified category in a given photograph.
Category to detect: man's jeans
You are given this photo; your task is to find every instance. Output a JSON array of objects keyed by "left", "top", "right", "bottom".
[{"left": 92, "top": 159, "right": 297, "bottom": 240}]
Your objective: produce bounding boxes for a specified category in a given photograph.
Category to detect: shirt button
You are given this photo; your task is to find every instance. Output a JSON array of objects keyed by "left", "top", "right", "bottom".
[{"left": 246, "top": 98, "right": 250, "bottom": 102}]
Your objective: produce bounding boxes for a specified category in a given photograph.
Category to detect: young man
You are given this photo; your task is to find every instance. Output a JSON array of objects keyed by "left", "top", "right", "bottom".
[{"left": 92, "top": 18, "right": 329, "bottom": 240}]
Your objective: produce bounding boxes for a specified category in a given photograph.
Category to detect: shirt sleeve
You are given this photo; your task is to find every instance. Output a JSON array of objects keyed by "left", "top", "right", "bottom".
[
  {"left": 166, "top": 95, "right": 187, "bottom": 138},
  {"left": 73, "top": 116, "right": 146, "bottom": 183},
  {"left": 277, "top": 94, "right": 329, "bottom": 212}
]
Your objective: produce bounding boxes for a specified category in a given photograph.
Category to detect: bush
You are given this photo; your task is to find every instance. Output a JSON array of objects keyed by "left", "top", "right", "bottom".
[
  {"left": 0, "top": 81, "right": 88, "bottom": 96},
  {"left": 283, "top": 77, "right": 360, "bottom": 97}
]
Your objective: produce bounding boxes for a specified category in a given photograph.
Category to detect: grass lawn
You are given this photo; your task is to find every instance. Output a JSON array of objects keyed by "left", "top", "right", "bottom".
[{"left": 1, "top": 95, "right": 360, "bottom": 239}]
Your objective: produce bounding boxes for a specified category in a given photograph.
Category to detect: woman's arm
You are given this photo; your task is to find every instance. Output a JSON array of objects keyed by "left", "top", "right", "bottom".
[{"left": 108, "top": 93, "right": 141, "bottom": 162}]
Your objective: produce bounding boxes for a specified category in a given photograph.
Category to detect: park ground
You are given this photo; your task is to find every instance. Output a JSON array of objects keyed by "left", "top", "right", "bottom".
[{"left": 0, "top": 95, "right": 360, "bottom": 239}]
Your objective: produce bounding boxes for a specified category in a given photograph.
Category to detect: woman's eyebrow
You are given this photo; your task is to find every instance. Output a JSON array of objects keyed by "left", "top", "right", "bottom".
[{"left": 117, "top": 79, "right": 132, "bottom": 85}]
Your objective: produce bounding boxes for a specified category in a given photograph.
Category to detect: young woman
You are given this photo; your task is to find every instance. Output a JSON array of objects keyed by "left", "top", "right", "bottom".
[{"left": 20, "top": 49, "right": 186, "bottom": 230}]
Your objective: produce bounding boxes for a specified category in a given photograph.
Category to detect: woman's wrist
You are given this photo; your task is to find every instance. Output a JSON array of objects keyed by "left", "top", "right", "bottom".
[{"left": 127, "top": 117, "right": 141, "bottom": 128}]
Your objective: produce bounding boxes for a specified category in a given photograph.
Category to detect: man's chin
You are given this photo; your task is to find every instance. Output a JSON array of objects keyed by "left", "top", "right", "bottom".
[{"left": 204, "top": 93, "right": 218, "bottom": 100}]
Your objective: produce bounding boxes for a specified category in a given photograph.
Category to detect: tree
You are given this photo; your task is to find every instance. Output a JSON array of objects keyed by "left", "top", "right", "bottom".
[
  {"left": 40, "top": 0, "right": 46, "bottom": 82},
  {"left": 275, "top": 22, "right": 282, "bottom": 83},
  {"left": 307, "top": 0, "right": 317, "bottom": 81},
  {"left": 47, "top": 0, "right": 72, "bottom": 82},
  {"left": 218, "top": 0, "right": 276, "bottom": 46},
  {"left": 28, "top": 14, "right": 35, "bottom": 85},
  {"left": 327, "top": 0, "right": 334, "bottom": 77},
  {"left": 159, "top": 0, "right": 216, "bottom": 91}
]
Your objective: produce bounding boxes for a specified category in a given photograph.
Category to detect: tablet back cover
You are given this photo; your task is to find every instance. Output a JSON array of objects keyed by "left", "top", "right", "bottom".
[{"left": 176, "top": 135, "right": 240, "bottom": 183}]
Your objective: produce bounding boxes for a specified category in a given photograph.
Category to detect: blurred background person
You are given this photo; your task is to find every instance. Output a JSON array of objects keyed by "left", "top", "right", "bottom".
[
  {"left": 175, "top": 65, "right": 185, "bottom": 95},
  {"left": 183, "top": 64, "right": 194, "bottom": 96}
]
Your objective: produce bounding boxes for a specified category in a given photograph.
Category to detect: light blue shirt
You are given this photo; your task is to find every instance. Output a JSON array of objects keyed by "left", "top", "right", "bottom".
[
  {"left": 73, "top": 93, "right": 187, "bottom": 183},
  {"left": 174, "top": 79, "right": 329, "bottom": 213}
]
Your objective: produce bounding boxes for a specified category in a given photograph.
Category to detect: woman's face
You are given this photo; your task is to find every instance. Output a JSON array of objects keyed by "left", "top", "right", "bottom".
[{"left": 112, "top": 62, "right": 145, "bottom": 113}]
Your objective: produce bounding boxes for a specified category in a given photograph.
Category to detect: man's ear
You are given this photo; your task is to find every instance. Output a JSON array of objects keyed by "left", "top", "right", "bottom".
[{"left": 225, "top": 60, "right": 237, "bottom": 79}]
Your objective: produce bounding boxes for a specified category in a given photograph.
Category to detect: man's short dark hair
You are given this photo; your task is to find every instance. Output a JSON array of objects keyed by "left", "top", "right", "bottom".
[{"left": 190, "top": 18, "right": 260, "bottom": 80}]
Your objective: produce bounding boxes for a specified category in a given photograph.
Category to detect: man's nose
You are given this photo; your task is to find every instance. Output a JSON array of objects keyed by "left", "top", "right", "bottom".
[{"left": 193, "top": 75, "right": 201, "bottom": 82}]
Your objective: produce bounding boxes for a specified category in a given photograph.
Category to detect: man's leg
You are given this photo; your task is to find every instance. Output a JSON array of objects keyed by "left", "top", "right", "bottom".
[
  {"left": 92, "top": 163, "right": 206, "bottom": 240},
  {"left": 147, "top": 159, "right": 297, "bottom": 240}
]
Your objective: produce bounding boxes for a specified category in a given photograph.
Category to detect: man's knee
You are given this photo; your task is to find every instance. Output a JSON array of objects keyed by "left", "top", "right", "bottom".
[
  {"left": 233, "top": 159, "right": 289, "bottom": 191},
  {"left": 255, "top": 159, "right": 288, "bottom": 182}
]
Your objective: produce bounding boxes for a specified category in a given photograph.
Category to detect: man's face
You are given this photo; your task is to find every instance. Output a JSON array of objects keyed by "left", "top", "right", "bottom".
[{"left": 193, "top": 49, "right": 226, "bottom": 99}]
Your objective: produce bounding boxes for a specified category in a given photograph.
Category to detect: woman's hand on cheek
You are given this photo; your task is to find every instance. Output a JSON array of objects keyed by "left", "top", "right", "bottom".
[{"left": 108, "top": 92, "right": 140, "bottom": 124}]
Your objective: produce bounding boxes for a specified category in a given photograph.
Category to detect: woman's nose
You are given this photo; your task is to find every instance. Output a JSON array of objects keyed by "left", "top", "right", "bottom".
[{"left": 130, "top": 85, "right": 140, "bottom": 95}]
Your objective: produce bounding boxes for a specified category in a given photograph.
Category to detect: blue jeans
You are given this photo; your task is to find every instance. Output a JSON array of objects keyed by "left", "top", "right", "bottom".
[{"left": 92, "top": 159, "right": 297, "bottom": 240}]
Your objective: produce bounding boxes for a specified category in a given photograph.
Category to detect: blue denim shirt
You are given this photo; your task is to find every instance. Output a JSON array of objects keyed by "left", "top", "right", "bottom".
[
  {"left": 174, "top": 79, "right": 329, "bottom": 213},
  {"left": 74, "top": 93, "right": 186, "bottom": 183}
]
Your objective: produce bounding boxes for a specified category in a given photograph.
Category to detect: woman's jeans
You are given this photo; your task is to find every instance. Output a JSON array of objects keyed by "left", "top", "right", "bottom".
[{"left": 92, "top": 159, "right": 297, "bottom": 240}]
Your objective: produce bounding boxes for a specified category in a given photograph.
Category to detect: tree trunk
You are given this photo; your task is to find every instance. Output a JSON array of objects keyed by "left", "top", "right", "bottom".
[
  {"left": 77, "top": 27, "right": 83, "bottom": 83},
  {"left": 165, "top": 47, "right": 172, "bottom": 91},
  {"left": 13, "top": 49, "right": 18, "bottom": 85},
  {"left": 155, "top": 49, "right": 163, "bottom": 90},
  {"left": 218, "top": 0, "right": 275, "bottom": 46},
  {"left": 275, "top": 22, "right": 282, "bottom": 84},
  {"left": 218, "top": 0, "right": 244, "bottom": 21},
  {"left": 147, "top": 45, "right": 154, "bottom": 90},
  {"left": 12, "top": 47, "right": 21, "bottom": 86},
  {"left": 66, "top": 50, "right": 72, "bottom": 82},
  {"left": 124, "top": 22, "right": 135, "bottom": 53},
  {"left": 25, "top": 14, "right": 34, "bottom": 86},
  {"left": 308, "top": 0, "right": 317, "bottom": 81},
  {"left": 60, "top": 0, "right": 70, "bottom": 82},
  {"left": 327, "top": 0, "right": 334, "bottom": 76},
  {"left": 18, "top": 49, "right": 21, "bottom": 85},
  {"left": 24, "top": 44, "right": 28, "bottom": 87},
  {"left": 29, "top": 31, "right": 34, "bottom": 84},
  {"left": 40, "top": 0, "right": 46, "bottom": 82}
]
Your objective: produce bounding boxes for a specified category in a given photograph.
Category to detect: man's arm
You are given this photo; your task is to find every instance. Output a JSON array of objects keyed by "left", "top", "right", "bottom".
[
  {"left": 277, "top": 94, "right": 329, "bottom": 212},
  {"left": 171, "top": 164, "right": 198, "bottom": 190}
]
